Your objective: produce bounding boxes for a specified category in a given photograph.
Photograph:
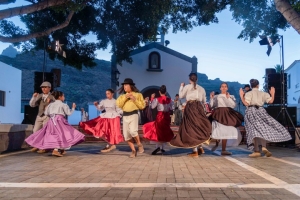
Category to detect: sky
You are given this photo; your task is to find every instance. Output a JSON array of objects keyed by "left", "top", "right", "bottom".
[{"left": 1, "top": 2, "right": 300, "bottom": 86}]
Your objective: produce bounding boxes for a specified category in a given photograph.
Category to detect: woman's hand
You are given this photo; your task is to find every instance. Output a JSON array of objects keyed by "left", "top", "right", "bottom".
[{"left": 210, "top": 91, "right": 215, "bottom": 99}]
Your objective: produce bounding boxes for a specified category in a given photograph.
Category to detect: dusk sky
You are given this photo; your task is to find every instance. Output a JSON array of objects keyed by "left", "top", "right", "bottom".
[{"left": 1, "top": 1, "right": 300, "bottom": 86}]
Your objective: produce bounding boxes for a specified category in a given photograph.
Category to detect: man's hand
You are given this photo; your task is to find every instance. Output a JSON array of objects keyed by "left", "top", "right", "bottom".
[
  {"left": 94, "top": 101, "right": 99, "bottom": 106},
  {"left": 33, "top": 93, "right": 38, "bottom": 97}
]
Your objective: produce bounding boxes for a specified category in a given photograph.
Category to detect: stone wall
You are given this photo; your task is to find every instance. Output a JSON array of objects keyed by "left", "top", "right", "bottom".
[{"left": 0, "top": 124, "right": 33, "bottom": 153}]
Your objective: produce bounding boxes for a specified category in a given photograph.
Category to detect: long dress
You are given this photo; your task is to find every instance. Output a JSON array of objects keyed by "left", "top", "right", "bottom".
[
  {"left": 79, "top": 98, "right": 124, "bottom": 145},
  {"left": 210, "top": 94, "right": 244, "bottom": 146},
  {"left": 244, "top": 88, "right": 291, "bottom": 150},
  {"left": 169, "top": 84, "right": 212, "bottom": 148},
  {"left": 25, "top": 100, "right": 85, "bottom": 149},
  {"left": 143, "top": 96, "right": 174, "bottom": 142}
]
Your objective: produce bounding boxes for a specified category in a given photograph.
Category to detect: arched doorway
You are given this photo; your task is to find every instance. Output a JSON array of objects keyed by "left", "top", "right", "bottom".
[{"left": 141, "top": 86, "right": 170, "bottom": 99}]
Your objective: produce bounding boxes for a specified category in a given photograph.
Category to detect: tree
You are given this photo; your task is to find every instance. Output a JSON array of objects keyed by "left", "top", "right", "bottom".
[
  {"left": 0, "top": 0, "right": 230, "bottom": 69},
  {"left": 1, "top": 0, "right": 300, "bottom": 69},
  {"left": 274, "top": 64, "right": 282, "bottom": 73}
]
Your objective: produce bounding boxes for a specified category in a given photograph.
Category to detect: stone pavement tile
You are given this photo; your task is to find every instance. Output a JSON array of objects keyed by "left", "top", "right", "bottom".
[
  {"left": 77, "top": 188, "right": 99, "bottom": 198},
  {"left": 41, "top": 188, "right": 67, "bottom": 198},
  {"left": 128, "top": 190, "right": 142, "bottom": 198},
  {"left": 141, "top": 190, "right": 154, "bottom": 198},
  {"left": 99, "top": 197, "right": 114, "bottom": 200},
  {"left": 188, "top": 190, "right": 202, "bottom": 198},
  {"left": 177, "top": 190, "right": 190, "bottom": 198},
  {"left": 104, "top": 189, "right": 132, "bottom": 198},
  {"left": 54, "top": 190, "right": 85, "bottom": 198}
]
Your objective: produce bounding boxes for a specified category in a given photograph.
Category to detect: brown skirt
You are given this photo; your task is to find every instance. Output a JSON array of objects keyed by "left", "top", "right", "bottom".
[
  {"left": 211, "top": 107, "right": 244, "bottom": 127},
  {"left": 169, "top": 101, "right": 211, "bottom": 148}
]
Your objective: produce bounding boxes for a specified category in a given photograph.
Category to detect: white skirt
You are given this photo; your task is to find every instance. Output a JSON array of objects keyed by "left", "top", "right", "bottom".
[{"left": 211, "top": 121, "right": 242, "bottom": 147}]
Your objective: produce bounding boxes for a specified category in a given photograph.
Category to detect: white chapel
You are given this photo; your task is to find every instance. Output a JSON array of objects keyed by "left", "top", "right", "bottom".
[{"left": 111, "top": 31, "right": 198, "bottom": 99}]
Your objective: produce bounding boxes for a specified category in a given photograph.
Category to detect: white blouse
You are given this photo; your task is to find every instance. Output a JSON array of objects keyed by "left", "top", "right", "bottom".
[
  {"left": 244, "top": 88, "right": 272, "bottom": 106},
  {"left": 151, "top": 98, "right": 173, "bottom": 112},
  {"left": 44, "top": 100, "right": 74, "bottom": 116},
  {"left": 210, "top": 94, "right": 236, "bottom": 109},
  {"left": 179, "top": 84, "right": 206, "bottom": 103},
  {"left": 97, "top": 98, "right": 122, "bottom": 118}
]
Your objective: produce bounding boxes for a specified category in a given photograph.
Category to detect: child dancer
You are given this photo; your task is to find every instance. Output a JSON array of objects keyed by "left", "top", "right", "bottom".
[
  {"left": 239, "top": 79, "right": 291, "bottom": 157},
  {"left": 169, "top": 73, "right": 211, "bottom": 157},
  {"left": 143, "top": 85, "right": 174, "bottom": 155},
  {"left": 116, "top": 78, "right": 146, "bottom": 158},
  {"left": 79, "top": 89, "right": 123, "bottom": 152},
  {"left": 25, "top": 91, "right": 85, "bottom": 157},
  {"left": 209, "top": 82, "right": 244, "bottom": 155}
]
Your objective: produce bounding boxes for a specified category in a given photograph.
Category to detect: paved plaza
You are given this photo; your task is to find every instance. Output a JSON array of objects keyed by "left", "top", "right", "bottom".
[{"left": 0, "top": 143, "right": 300, "bottom": 200}]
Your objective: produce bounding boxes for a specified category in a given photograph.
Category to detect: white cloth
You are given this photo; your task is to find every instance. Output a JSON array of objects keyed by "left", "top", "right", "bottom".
[
  {"left": 81, "top": 111, "right": 88, "bottom": 122},
  {"left": 244, "top": 88, "right": 272, "bottom": 106},
  {"left": 179, "top": 84, "right": 206, "bottom": 103},
  {"left": 44, "top": 100, "right": 74, "bottom": 116},
  {"left": 210, "top": 94, "right": 236, "bottom": 109},
  {"left": 151, "top": 98, "right": 173, "bottom": 111},
  {"left": 211, "top": 121, "right": 242, "bottom": 147},
  {"left": 97, "top": 98, "right": 123, "bottom": 118},
  {"left": 123, "top": 114, "right": 139, "bottom": 141}
]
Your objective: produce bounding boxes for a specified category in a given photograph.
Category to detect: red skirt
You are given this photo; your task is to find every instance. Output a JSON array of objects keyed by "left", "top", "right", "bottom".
[
  {"left": 79, "top": 116, "right": 124, "bottom": 145},
  {"left": 143, "top": 111, "right": 174, "bottom": 142}
]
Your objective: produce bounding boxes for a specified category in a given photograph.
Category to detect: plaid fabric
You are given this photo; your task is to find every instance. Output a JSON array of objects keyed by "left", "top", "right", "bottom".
[{"left": 245, "top": 106, "right": 292, "bottom": 150}]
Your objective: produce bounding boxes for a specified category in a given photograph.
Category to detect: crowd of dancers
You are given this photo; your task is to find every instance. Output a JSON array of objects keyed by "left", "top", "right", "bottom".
[{"left": 25, "top": 73, "right": 292, "bottom": 158}]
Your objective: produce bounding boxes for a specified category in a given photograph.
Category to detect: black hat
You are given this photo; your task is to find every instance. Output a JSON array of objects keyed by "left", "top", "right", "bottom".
[
  {"left": 121, "top": 78, "right": 135, "bottom": 85},
  {"left": 243, "top": 84, "right": 251, "bottom": 89}
]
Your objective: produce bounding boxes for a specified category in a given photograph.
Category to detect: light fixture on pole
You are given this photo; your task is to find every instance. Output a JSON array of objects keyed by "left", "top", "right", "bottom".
[{"left": 259, "top": 35, "right": 280, "bottom": 56}]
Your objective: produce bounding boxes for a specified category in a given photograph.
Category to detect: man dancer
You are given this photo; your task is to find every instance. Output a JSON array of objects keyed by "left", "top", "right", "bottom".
[{"left": 29, "top": 81, "right": 55, "bottom": 153}]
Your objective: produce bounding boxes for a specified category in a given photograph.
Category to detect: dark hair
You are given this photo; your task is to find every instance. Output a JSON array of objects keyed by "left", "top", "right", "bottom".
[
  {"left": 51, "top": 90, "right": 64, "bottom": 100},
  {"left": 220, "top": 82, "right": 228, "bottom": 88},
  {"left": 106, "top": 89, "right": 114, "bottom": 94},
  {"left": 250, "top": 79, "right": 259, "bottom": 88},
  {"left": 159, "top": 85, "right": 167, "bottom": 94},
  {"left": 215, "top": 91, "right": 220, "bottom": 95},
  {"left": 118, "top": 85, "right": 139, "bottom": 94},
  {"left": 175, "top": 94, "right": 179, "bottom": 97},
  {"left": 189, "top": 73, "right": 197, "bottom": 89}
]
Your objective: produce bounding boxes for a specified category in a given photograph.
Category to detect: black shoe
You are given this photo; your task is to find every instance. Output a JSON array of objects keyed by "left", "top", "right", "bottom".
[
  {"left": 161, "top": 149, "right": 166, "bottom": 153},
  {"left": 152, "top": 147, "right": 161, "bottom": 155}
]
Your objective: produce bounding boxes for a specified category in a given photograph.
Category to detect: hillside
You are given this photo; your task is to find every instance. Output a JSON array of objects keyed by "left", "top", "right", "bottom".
[
  {"left": 0, "top": 50, "right": 246, "bottom": 114},
  {"left": 0, "top": 51, "right": 111, "bottom": 110}
]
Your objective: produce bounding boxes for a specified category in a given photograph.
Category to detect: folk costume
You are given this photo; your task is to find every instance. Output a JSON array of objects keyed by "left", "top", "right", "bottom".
[
  {"left": 25, "top": 100, "right": 85, "bottom": 157},
  {"left": 169, "top": 84, "right": 211, "bottom": 150},
  {"left": 79, "top": 98, "right": 123, "bottom": 152},
  {"left": 210, "top": 94, "right": 244, "bottom": 152},
  {"left": 116, "top": 78, "right": 146, "bottom": 158},
  {"left": 244, "top": 88, "right": 291, "bottom": 157},
  {"left": 143, "top": 96, "right": 174, "bottom": 154}
]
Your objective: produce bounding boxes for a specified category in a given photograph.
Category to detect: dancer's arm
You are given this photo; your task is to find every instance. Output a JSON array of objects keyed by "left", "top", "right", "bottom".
[
  {"left": 116, "top": 94, "right": 128, "bottom": 109},
  {"left": 63, "top": 103, "right": 75, "bottom": 116},
  {"left": 266, "top": 87, "right": 275, "bottom": 104},
  {"left": 179, "top": 83, "right": 187, "bottom": 99},
  {"left": 240, "top": 88, "right": 249, "bottom": 106},
  {"left": 132, "top": 93, "right": 146, "bottom": 110}
]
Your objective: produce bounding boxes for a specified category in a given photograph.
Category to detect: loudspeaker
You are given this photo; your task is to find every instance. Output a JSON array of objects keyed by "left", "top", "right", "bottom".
[
  {"left": 34, "top": 72, "right": 54, "bottom": 93},
  {"left": 265, "top": 68, "right": 276, "bottom": 76},
  {"left": 51, "top": 68, "right": 61, "bottom": 87},
  {"left": 22, "top": 105, "right": 39, "bottom": 125},
  {"left": 266, "top": 73, "right": 287, "bottom": 104},
  {"left": 265, "top": 106, "right": 297, "bottom": 127}
]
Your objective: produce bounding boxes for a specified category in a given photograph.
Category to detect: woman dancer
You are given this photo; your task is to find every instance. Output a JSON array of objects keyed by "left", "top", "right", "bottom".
[
  {"left": 239, "top": 79, "right": 291, "bottom": 157},
  {"left": 116, "top": 78, "right": 145, "bottom": 158},
  {"left": 143, "top": 85, "right": 174, "bottom": 155},
  {"left": 169, "top": 73, "right": 211, "bottom": 157},
  {"left": 79, "top": 89, "right": 123, "bottom": 153},
  {"left": 26, "top": 91, "right": 85, "bottom": 157},
  {"left": 209, "top": 83, "right": 244, "bottom": 155}
]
